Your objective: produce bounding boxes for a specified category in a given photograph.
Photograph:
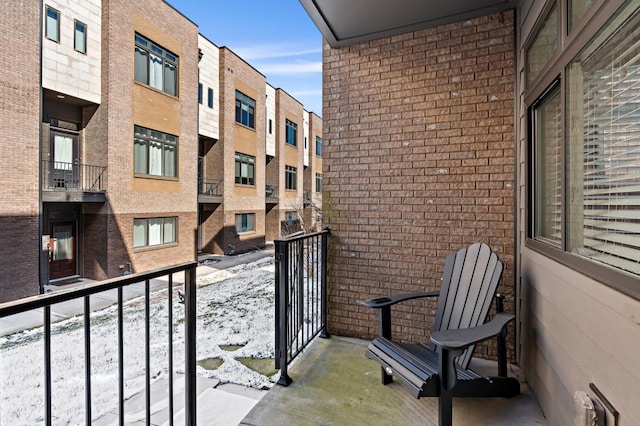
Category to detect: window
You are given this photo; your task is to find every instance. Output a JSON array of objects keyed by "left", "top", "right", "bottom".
[
  {"left": 285, "top": 211, "right": 297, "bottom": 224},
  {"left": 530, "top": 3, "right": 640, "bottom": 282},
  {"left": 316, "top": 173, "right": 322, "bottom": 193},
  {"left": 235, "top": 91, "right": 255, "bottom": 128},
  {"left": 134, "top": 33, "right": 178, "bottom": 96},
  {"left": 285, "top": 165, "right": 297, "bottom": 190},
  {"left": 569, "top": 0, "right": 594, "bottom": 32},
  {"left": 133, "top": 217, "right": 177, "bottom": 248},
  {"left": 316, "top": 136, "right": 322, "bottom": 156},
  {"left": 45, "top": 6, "right": 60, "bottom": 42},
  {"left": 208, "top": 88, "right": 214, "bottom": 108},
  {"left": 235, "top": 152, "right": 255, "bottom": 185},
  {"left": 268, "top": 119, "right": 273, "bottom": 134},
  {"left": 74, "top": 21, "right": 87, "bottom": 53},
  {"left": 564, "top": 6, "right": 640, "bottom": 276},
  {"left": 526, "top": 4, "right": 557, "bottom": 86},
  {"left": 235, "top": 213, "right": 255, "bottom": 233},
  {"left": 532, "top": 82, "right": 562, "bottom": 244},
  {"left": 134, "top": 125, "right": 178, "bottom": 177},
  {"left": 286, "top": 119, "right": 297, "bottom": 146},
  {"left": 198, "top": 83, "right": 202, "bottom": 104}
]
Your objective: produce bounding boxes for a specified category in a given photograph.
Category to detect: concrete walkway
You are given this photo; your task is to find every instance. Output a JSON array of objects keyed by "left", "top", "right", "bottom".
[{"left": 0, "top": 245, "right": 275, "bottom": 336}]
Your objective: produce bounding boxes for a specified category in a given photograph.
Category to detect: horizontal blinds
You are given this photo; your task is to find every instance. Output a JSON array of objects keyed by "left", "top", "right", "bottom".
[{"left": 580, "top": 12, "right": 640, "bottom": 275}]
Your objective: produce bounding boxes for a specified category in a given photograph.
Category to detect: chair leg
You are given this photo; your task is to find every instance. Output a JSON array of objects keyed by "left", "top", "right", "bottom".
[
  {"left": 438, "top": 391, "right": 453, "bottom": 426},
  {"left": 381, "top": 366, "right": 392, "bottom": 385}
]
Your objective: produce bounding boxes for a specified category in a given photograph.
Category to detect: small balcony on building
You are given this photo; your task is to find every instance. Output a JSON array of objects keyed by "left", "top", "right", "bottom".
[
  {"left": 198, "top": 178, "right": 222, "bottom": 204},
  {"left": 265, "top": 184, "right": 278, "bottom": 204},
  {"left": 41, "top": 160, "right": 106, "bottom": 203}
]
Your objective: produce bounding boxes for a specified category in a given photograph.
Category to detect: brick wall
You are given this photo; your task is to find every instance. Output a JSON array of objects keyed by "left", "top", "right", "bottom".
[
  {"left": 0, "top": 0, "right": 41, "bottom": 302},
  {"left": 323, "top": 11, "right": 516, "bottom": 359},
  {"left": 100, "top": 0, "right": 199, "bottom": 277}
]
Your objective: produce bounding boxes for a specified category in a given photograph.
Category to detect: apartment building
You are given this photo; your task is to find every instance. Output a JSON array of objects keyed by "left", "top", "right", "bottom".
[{"left": 0, "top": 0, "right": 320, "bottom": 302}]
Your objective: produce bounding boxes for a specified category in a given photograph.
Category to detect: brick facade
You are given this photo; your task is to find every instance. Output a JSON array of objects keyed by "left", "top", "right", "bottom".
[
  {"left": 322, "top": 11, "right": 516, "bottom": 359},
  {"left": 0, "top": 0, "right": 41, "bottom": 302}
]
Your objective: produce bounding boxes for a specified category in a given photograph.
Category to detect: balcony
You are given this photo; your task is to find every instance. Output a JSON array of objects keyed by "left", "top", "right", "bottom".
[
  {"left": 0, "top": 232, "right": 546, "bottom": 425},
  {"left": 265, "top": 184, "right": 278, "bottom": 204},
  {"left": 198, "top": 178, "right": 222, "bottom": 203},
  {"left": 41, "top": 160, "right": 106, "bottom": 203}
]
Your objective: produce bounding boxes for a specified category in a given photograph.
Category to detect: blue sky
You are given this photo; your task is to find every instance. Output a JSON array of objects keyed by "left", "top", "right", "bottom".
[{"left": 166, "top": 0, "right": 323, "bottom": 116}]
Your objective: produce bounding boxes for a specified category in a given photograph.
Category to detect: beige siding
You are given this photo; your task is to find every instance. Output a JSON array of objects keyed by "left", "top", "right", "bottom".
[{"left": 516, "top": 0, "right": 640, "bottom": 424}]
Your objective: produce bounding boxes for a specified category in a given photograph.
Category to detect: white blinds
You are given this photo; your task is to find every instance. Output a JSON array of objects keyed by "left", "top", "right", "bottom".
[{"left": 577, "top": 11, "right": 640, "bottom": 275}]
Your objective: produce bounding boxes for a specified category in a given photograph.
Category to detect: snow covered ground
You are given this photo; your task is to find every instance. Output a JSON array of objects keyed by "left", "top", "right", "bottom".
[{"left": 0, "top": 257, "right": 277, "bottom": 425}]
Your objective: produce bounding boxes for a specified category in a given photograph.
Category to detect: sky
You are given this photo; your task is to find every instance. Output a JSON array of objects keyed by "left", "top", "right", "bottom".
[{"left": 167, "top": 0, "right": 324, "bottom": 116}]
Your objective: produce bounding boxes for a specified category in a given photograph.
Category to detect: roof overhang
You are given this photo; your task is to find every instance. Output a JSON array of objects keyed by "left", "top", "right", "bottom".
[{"left": 298, "top": 0, "right": 517, "bottom": 47}]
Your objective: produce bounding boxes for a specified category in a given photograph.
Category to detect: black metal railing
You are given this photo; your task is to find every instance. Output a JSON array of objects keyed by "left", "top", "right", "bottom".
[
  {"left": 275, "top": 228, "right": 329, "bottom": 386},
  {"left": 265, "top": 185, "right": 278, "bottom": 198},
  {"left": 41, "top": 160, "right": 106, "bottom": 192},
  {"left": 198, "top": 178, "right": 222, "bottom": 196},
  {"left": 0, "top": 262, "right": 198, "bottom": 426}
]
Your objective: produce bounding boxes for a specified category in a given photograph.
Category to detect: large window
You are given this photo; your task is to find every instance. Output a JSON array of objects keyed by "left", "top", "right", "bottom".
[
  {"left": 134, "top": 125, "right": 178, "bottom": 177},
  {"left": 235, "top": 213, "right": 255, "bottom": 233},
  {"left": 531, "top": 2, "right": 640, "bottom": 283},
  {"left": 316, "top": 136, "right": 322, "bottom": 156},
  {"left": 134, "top": 33, "right": 178, "bottom": 96},
  {"left": 235, "top": 91, "right": 255, "bottom": 128},
  {"left": 285, "top": 165, "right": 297, "bottom": 190},
  {"left": 235, "top": 152, "right": 255, "bottom": 186},
  {"left": 45, "top": 6, "right": 60, "bottom": 42},
  {"left": 133, "top": 217, "right": 177, "bottom": 248},
  {"left": 286, "top": 119, "right": 297, "bottom": 146}
]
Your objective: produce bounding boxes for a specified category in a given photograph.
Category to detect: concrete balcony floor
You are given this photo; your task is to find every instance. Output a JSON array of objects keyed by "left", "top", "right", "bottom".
[{"left": 241, "top": 336, "right": 547, "bottom": 426}]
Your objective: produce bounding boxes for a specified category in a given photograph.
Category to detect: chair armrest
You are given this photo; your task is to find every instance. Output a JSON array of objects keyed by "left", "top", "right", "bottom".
[
  {"left": 430, "top": 312, "right": 515, "bottom": 350},
  {"left": 361, "top": 291, "right": 440, "bottom": 308}
]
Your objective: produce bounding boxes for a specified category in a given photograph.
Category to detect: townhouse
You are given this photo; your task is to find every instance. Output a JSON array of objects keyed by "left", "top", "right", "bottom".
[{"left": 0, "top": 0, "right": 322, "bottom": 303}]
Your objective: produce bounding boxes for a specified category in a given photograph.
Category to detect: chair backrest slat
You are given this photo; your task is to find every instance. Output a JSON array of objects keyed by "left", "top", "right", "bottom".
[{"left": 429, "top": 243, "right": 503, "bottom": 368}]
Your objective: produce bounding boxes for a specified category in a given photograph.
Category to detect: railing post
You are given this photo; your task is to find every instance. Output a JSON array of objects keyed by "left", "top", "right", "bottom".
[
  {"left": 320, "top": 230, "right": 330, "bottom": 338},
  {"left": 184, "top": 265, "right": 197, "bottom": 425},
  {"left": 275, "top": 239, "right": 292, "bottom": 386}
]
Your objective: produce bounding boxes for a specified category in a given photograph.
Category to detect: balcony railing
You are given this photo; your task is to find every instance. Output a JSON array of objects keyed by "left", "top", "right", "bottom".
[
  {"left": 266, "top": 185, "right": 278, "bottom": 203},
  {"left": 42, "top": 160, "right": 106, "bottom": 192},
  {"left": 0, "top": 262, "right": 198, "bottom": 425},
  {"left": 275, "top": 228, "right": 330, "bottom": 385},
  {"left": 198, "top": 178, "right": 222, "bottom": 203},
  {"left": 41, "top": 160, "right": 106, "bottom": 202}
]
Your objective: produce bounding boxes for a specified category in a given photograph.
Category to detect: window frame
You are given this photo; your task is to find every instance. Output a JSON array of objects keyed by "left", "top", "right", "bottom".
[
  {"left": 234, "top": 152, "right": 256, "bottom": 186},
  {"left": 133, "top": 217, "right": 177, "bottom": 248},
  {"left": 526, "top": 0, "right": 640, "bottom": 301},
  {"left": 74, "top": 20, "right": 87, "bottom": 54},
  {"left": 285, "top": 165, "right": 297, "bottom": 190},
  {"left": 45, "top": 6, "right": 60, "bottom": 43},
  {"left": 134, "top": 33, "right": 179, "bottom": 97},
  {"left": 235, "top": 213, "right": 256, "bottom": 234},
  {"left": 286, "top": 119, "right": 298, "bottom": 146},
  {"left": 133, "top": 125, "right": 178, "bottom": 178},
  {"left": 235, "top": 90, "right": 256, "bottom": 129}
]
